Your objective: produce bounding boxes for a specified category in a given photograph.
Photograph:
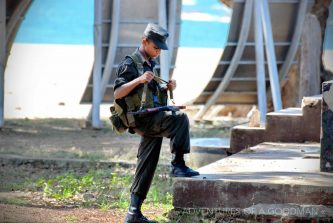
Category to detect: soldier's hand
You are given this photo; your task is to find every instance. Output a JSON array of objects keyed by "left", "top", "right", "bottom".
[
  {"left": 139, "top": 71, "right": 154, "bottom": 83},
  {"left": 167, "top": 79, "right": 177, "bottom": 90}
]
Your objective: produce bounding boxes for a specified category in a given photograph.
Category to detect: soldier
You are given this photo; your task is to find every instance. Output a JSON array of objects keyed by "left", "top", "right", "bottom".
[{"left": 112, "top": 23, "right": 199, "bottom": 223}]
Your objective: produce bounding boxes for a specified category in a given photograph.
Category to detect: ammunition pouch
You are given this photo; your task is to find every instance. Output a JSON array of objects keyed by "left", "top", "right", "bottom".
[{"left": 109, "top": 101, "right": 129, "bottom": 134}]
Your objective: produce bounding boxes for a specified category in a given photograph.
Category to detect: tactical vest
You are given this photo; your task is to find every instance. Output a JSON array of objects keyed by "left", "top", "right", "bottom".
[{"left": 110, "top": 51, "right": 168, "bottom": 133}]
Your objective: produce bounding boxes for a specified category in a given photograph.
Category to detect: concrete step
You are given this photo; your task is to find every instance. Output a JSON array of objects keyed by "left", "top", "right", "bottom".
[
  {"left": 173, "top": 142, "right": 333, "bottom": 211},
  {"left": 229, "top": 95, "right": 322, "bottom": 153},
  {"left": 229, "top": 124, "right": 266, "bottom": 154},
  {"left": 265, "top": 107, "right": 304, "bottom": 142}
]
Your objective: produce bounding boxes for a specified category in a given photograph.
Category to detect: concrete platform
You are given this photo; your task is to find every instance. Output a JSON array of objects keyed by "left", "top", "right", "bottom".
[{"left": 173, "top": 142, "right": 333, "bottom": 211}]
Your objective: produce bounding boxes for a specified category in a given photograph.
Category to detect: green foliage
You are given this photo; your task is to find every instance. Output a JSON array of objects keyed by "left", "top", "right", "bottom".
[
  {"left": 36, "top": 167, "right": 173, "bottom": 211},
  {"left": 39, "top": 173, "right": 97, "bottom": 201},
  {"left": 146, "top": 166, "right": 173, "bottom": 206}
]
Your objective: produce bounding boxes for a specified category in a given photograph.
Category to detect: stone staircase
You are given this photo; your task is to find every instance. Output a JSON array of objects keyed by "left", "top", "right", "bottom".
[
  {"left": 173, "top": 142, "right": 333, "bottom": 220},
  {"left": 229, "top": 95, "right": 322, "bottom": 154},
  {"left": 172, "top": 94, "right": 333, "bottom": 221}
]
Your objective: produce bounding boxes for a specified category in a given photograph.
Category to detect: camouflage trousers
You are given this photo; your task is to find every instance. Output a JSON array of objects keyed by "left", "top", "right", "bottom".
[{"left": 130, "top": 111, "right": 190, "bottom": 199}]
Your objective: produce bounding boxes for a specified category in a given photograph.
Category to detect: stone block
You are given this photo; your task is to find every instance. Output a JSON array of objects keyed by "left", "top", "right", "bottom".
[
  {"left": 173, "top": 179, "right": 333, "bottom": 209},
  {"left": 321, "top": 81, "right": 333, "bottom": 172},
  {"left": 265, "top": 108, "right": 303, "bottom": 142},
  {"left": 302, "top": 95, "right": 322, "bottom": 141},
  {"left": 229, "top": 124, "right": 266, "bottom": 154}
]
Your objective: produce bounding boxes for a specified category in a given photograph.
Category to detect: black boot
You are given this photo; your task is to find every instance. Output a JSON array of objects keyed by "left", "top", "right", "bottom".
[
  {"left": 123, "top": 194, "right": 156, "bottom": 223},
  {"left": 171, "top": 153, "right": 199, "bottom": 177}
]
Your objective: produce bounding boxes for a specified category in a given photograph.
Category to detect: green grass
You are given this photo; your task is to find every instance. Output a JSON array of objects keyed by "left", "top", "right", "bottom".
[
  {"left": 64, "top": 215, "right": 80, "bottom": 222},
  {"left": 35, "top": 166, "right": 173, "bottom": 211}
]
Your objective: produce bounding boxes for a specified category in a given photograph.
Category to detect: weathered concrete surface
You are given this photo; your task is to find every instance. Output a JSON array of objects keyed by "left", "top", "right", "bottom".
[
  {"left": 169, "top": 204, "right": 333, "bottom": 222},
  {"left": 244, "top": 204, "right": 333, "bottom": 220},
  {"left": 321, "top": 81, "right": 333, "bottom": 172},
  {"left": 230, "top": 95, "right": 322, "bottom": 153},
  {"left": 302, "top": 95, "right": 322, "bottom": 141},
  {"left": 300, "top": 14, "right": 321, "bottom": 99},
  {"left": 187, "top": 138, "right": 229, "bottom": 168},
  {"left": 173, "top": 142, "right": 333, "bottom": 210}
]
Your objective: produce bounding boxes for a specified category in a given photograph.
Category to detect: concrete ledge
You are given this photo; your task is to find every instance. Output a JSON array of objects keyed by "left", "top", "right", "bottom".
[
  {"left": 244, "top": 203, "right": 333, "bottom": 220},
  {"left": 173, "top": 142, "right": 333, "bottom": 209},
  {"left": 173, "top": 177, "right": 333, "bottom": 209},
  {"left": 266, "top": 107, "right": 303, "bottom": 116},
  {"left": 169, "top": 204, "right": 333, "bottom": 222}
]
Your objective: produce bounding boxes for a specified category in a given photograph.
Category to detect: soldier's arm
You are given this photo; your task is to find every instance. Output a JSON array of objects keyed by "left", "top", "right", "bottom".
[{"left": 114, "top": 71, "right": 154, "bottom": 99}]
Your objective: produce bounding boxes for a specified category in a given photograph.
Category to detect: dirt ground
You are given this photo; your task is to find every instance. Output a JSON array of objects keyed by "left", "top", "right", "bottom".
[
  {"left": 0, "top": 117, "right": 240, "bottom": 223},
  {"left": 0, "top": 203, "right": 124, "bottom": 223},
  {"left": 0, "top": 203, "right": 171, "bottom": 223}
]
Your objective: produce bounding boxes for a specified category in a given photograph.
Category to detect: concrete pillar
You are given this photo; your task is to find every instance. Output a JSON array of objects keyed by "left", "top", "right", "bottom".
[
  {"left": 299, "top": 14, "right": 321, "bottom": 99},
  {"left": 92, "top": 0, "right": 102, "bottom": 129},
  {"left": 0, "top": 0, "right": 6, "bottom": 128},
  {"left": 320, "top": 80, "right": 333, "bottom": 172}
]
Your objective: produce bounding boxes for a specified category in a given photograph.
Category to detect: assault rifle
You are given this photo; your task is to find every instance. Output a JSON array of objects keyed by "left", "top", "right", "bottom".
[{"left": 127, "top": 105, "right": 186, "bottom": 115}]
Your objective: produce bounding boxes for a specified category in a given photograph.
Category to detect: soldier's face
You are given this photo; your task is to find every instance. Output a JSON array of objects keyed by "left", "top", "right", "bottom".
[{"left": 143, "top": 39, "right": 161, "bottom": 59}]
